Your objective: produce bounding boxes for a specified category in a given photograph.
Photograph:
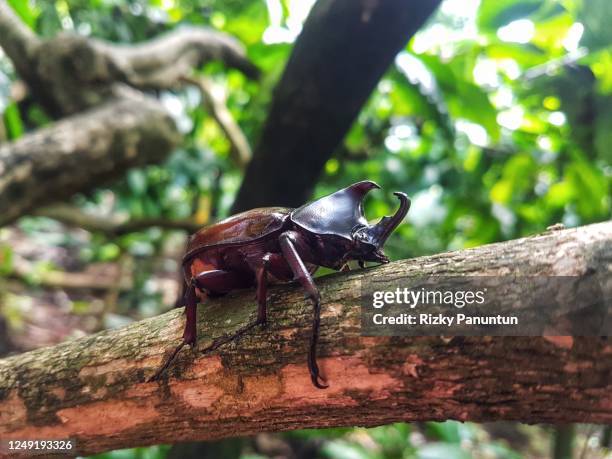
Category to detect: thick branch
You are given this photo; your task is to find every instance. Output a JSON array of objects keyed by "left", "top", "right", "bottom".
[
  {"left": 28, "top": 28, "right": 259, "bottom": 116},
  {"left": 0, "top": 1, "right": 258, "bottom": 116},
  {"left": 0, "top": 222, "right": 610, "bottom": 456},
  {"left": 0, "top": 96, "right": 180, "bottom": 226},
  {"left": 105, "top": 27, "right": 260, "bottom": 88},
  {"left": 232, "top": 0, "right": 442, "bottom": 212}
]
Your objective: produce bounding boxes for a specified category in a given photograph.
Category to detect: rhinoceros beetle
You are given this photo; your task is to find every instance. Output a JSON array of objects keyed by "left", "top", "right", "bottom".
[{"left": 150, "top": 180, "right": 410, "bottom": 388}]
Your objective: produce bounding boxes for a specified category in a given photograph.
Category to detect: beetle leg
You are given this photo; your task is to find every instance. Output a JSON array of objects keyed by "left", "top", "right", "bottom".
[
  {"left": 255, "top": 256, "right": 269, "bottom": 324},
  {"left": 198, "top": 257, "right": 271, "bottom": 353},
  {"left": 149, "top": 281, "right": 199, "bottom": 382},
  {"left": 279, "top": 231, "right": 328, "bottom": 389},
  {"left": 149, "top": 269, "right": 252, "bottom": 382}
]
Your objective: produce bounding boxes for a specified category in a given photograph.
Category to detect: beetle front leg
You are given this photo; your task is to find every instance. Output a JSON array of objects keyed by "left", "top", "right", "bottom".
[{"left": 279, "top": 231, "right": 328, "bottom": 389}]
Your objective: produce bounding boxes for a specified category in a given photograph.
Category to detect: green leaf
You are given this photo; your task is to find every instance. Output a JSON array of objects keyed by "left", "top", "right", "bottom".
[
  {"left": 0, "top": 244, "right": 13, "bottom": 276},
  {"left": 594, "top": 94, "right": 612, "bottom": 164},
  {"left": 7, "top": 0, "right": 38, "bottom": 29},
  {"left": 447, "top": 82, "right": 500, "bottom": 142},
  {"left": 127, "top": 170, "right": 147, "bottom": 196},
  {"left": 426, "top": 421, "right": 461, "bottom": 443},
  {"left": 566, "top": 158, "right": 609, "bottom": 219},
  {"left": 3, "top": 103, "right": 24, "bottom": 140},
  {"left": 485, "top": 42, "right": 548, "bottom": 67},
  {"left": 545, "top": 181, "right": 573, "bottom": 208},
  {"left": 577, "top": 0, "right": 612, "bottom": 51}
]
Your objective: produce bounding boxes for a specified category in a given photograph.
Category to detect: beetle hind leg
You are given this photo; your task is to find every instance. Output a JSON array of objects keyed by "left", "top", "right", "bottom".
[
  {"left": 199, "top": 257, "right": 271, "bottom": 354},
  {"left": 150, "top": 269, "right": 252, "bottom": 382},
  {"left": 149, "top": 282, "right": 199, "bottom": 382}
]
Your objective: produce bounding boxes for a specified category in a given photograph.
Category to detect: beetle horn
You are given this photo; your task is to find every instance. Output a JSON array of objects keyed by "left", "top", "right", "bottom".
[
  {"left": 346, "top": 180, "right": 380, "bottom": 198},
  {"left": 368, "top": 192, "right": 410, "bottom": 247}
]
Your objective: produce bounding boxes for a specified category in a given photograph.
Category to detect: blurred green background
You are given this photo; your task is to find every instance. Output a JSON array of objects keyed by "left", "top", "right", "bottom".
[{"left": 0, "top": 0, "right": 610, "bottom": 458}]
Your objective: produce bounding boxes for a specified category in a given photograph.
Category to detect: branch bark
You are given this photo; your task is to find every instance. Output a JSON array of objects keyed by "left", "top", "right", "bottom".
[
  {"left": 232, "top": 0, "right": 442, "bottom": 212},
  {"left": 0, "top": 96, "right": 180, "bottom": 226},
  {"left": 1, "top": 222, "right": 610, "bottom": 456},
  {"left": 0, "top": 0, "right": 258, "bottom": 225},
  {"left": 0, "top": 0, "right": 258, "bottom": 117}
]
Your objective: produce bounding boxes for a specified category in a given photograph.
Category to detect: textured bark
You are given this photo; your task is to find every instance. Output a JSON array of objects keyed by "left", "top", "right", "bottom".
[
  {"left": 26, "top": 28, "right": 259, "bottom": 117},
  {"left": 0, "top": 0, "right": 257, "bottom": 225},
  {"left": 0, "top": 222, "right": 610, "bottom": 456},
  {"left": 0, "top": 96, "right": 180, "bottom": 226},
  {"left": 0, "top": 0, "right": 258, "bottom": 117},
  {"left": 232, "top": 0, "right": 442, "bottom": 212}
]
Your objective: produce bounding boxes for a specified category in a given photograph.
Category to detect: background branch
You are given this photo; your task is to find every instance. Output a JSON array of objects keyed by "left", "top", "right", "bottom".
[
  {"left": 8, "top": 254, "right": 133, "bottom": 291},
  {"left": 106, "top": 27, "right": 260, "bottom": 89},
  {"left": 35, "top": 204, "right": 202, "bottom": 236},
  {"left": 1, "top": 222, "right": 610, "bottom": 456},
  {"left": 182, "top": 75, "right": 252, "bottom": 169},
  {"left": 0, "top": 96, "right": 180, "bottom": 226},
  {"left": 0, "top": 0, "right": 260, "bottom": 225}
]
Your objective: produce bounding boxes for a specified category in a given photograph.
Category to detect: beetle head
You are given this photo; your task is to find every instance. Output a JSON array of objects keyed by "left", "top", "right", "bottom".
[
  {"left": 349, "top": 189, "right": 410, "bottom": 264},
  {"left": 291, "top": 180, "right": 410, "bottom": 265}
]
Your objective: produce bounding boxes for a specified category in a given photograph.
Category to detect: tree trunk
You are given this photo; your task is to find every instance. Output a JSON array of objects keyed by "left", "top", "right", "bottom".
[
  {"left": 0, "top": 222, "right": 610, "bottom": 457},
  {"left": 232, "top": 0, "right": 442, "bottom": 212}
]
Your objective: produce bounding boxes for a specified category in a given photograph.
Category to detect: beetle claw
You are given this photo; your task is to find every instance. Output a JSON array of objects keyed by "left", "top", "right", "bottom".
[
  {"left": 311, "top": 373, "right": 329, "bottom": 389},
  {"left": 148, "top": 340, "right": 188, "bottom": 382}
]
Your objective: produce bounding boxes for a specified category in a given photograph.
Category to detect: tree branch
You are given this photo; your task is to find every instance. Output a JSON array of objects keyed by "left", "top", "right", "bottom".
[
  {"left": 1, "top": 222, "right": 610, "bottom": 456},
  {"left": 7, "top": 252, "right": 133, "bottom": 292},
  {"left": 34, "top": 203, "right": 202, "bottom": 236},
  {"left": 181, "top": 75, "right": 252, "bottom": 169},
  {"left": 0, "top": 0, "right": 258, "bottom": 117},
  {"left": 232, "top": 0, "right": 442, "bottom": 212},
  {"left": 105, "top": 27, "right": 260, "bottom": 88},
  {"left": 0, "top": 1, "right": 259, "bottom": 224},
  {"left": 0, "top": 96, "right": 180, "bottom": 226}
]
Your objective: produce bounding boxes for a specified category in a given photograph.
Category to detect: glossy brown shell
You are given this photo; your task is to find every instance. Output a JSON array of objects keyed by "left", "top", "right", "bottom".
[{"left": 183, "top": 207, "right": 291, "bottom": 263}]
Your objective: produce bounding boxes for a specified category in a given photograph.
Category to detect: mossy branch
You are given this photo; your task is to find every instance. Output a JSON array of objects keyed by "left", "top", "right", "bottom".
[{"left": 0, "top": 222, "right": 611, "bottom": 457}]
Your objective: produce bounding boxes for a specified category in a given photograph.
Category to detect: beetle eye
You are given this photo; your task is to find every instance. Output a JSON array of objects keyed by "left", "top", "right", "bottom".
[
  {"left": 353, "top": 228, "right": 368, "bottom": 242},
  {"left": 352, "top": 226, "right": 365, "bottom": 237}
]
